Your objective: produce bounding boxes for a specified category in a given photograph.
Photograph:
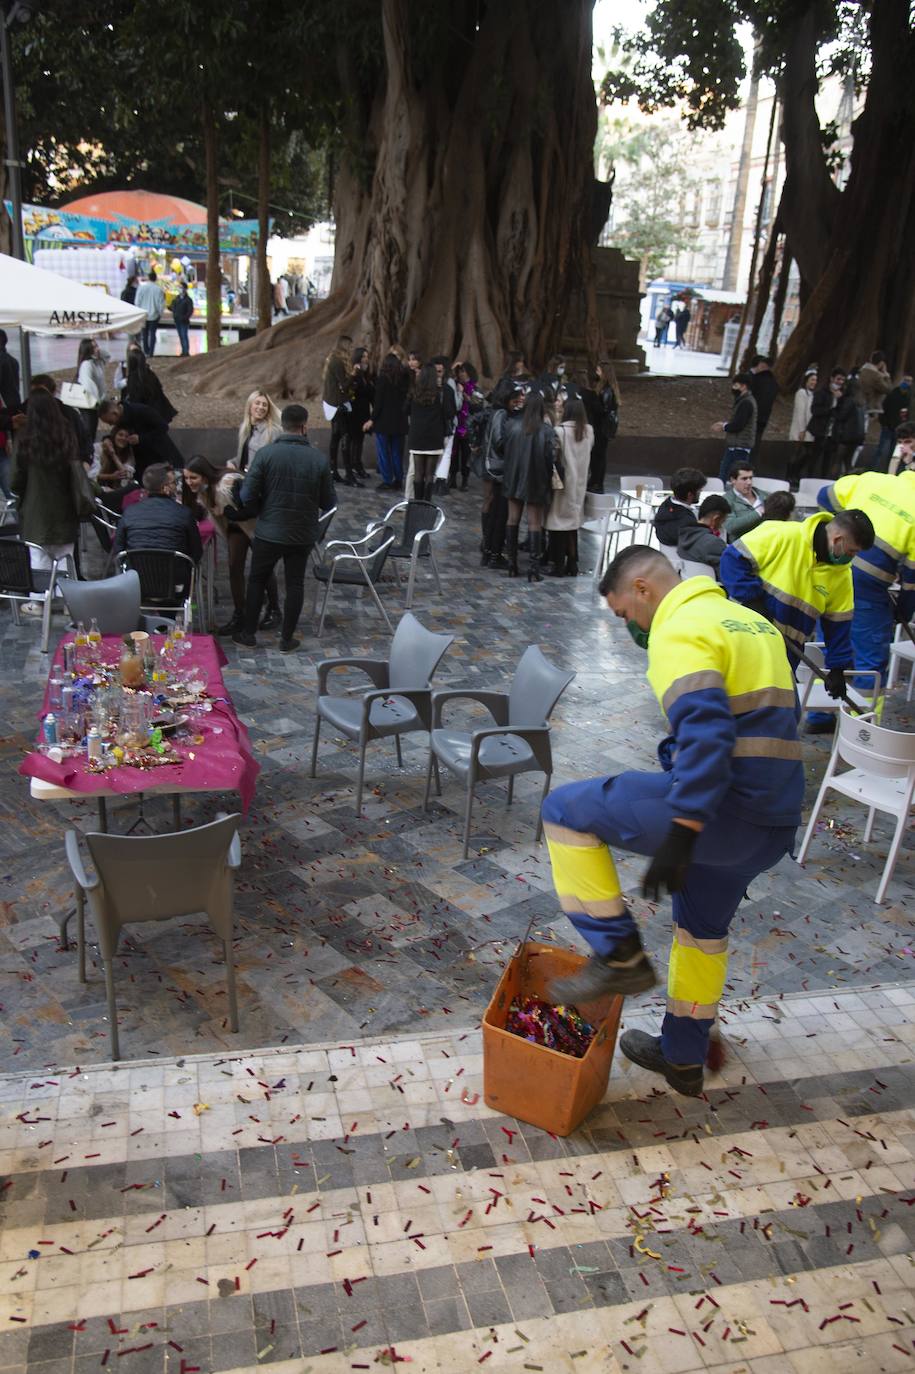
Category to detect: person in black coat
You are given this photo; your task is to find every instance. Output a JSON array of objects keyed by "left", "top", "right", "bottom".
[
  {"left": 808, "top": 369, "right": 864, "bottom": 479},
  {"left": 653, "top": 468, "right": 707, "bottom": 547},
  {"left": 112, "top": 463, "right": 202, "bottom": 593},
  {"left": 406, "top": 364, "right": 455, "bottom": 500},
  {"left": 502, "top": 392, "right": 558, "bottom": 582},
  {"left": 748, "top": 355, "right": 779, "bottom": 455},
  {"left": 99, "top": 398, "right": 183, "bottom": 480},
  {"left": 372, "top": 352, "right": 409, "bottom": 490},
  {"left": 346, "top": 347, "right": 374, "bottom": 480}
]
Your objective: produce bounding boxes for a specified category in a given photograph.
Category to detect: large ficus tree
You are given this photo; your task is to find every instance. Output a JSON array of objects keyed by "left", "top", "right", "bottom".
[{"left": 602, "top": 0, "right": 915, "bottom": 384}]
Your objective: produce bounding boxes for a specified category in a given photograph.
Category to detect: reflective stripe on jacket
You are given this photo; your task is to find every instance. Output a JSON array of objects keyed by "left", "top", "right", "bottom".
[
  {"left": 719, "top": 513, "right": 854, "bottom": 669},
  {"left": 646, "top": 578, "right": 803, "bottom": 829}
]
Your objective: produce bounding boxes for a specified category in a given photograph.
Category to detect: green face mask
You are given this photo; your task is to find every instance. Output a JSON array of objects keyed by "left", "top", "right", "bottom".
[
  {"left": 827, "top": 550, "right": 854, "bottom": 566},
  {"left": 626, "top": 620, "right": 650, "bottom": 650}
]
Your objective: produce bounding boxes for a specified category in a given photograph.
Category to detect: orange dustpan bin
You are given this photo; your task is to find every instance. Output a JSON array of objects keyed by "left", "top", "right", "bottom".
[{"left": 482, "top": 940, "right": 623, "bottom": 1137}]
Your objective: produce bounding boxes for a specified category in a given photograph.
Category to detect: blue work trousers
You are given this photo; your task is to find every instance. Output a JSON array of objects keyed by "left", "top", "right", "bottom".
[
  {"left": 851, "top": 572, "right": 895, "bottom": 686},
  {"left": 542, "top": 771, "right": 795, "bottom": 1065}
]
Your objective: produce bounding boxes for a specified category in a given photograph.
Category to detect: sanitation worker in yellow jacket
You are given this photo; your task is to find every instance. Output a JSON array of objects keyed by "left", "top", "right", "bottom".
[{"left": 544, "top": 546, "right": 804, "bottom": 1097}]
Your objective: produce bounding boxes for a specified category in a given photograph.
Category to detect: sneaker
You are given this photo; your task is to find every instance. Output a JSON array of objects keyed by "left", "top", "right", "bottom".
[
  {"left": 20, "top": 601, "right": 44, "bottom": 617},
  {"left": 551, "top": 951, "right": 657, "bottom": 1005},
  {"left": 279, "top": 637, "right": 300, "bottom": 653},
  {"left": 618, "top": 1030, "right": 704, "bottom": 1097},
  {"left": 217, "top": 613, "right": 243, "bottom": 636},
  {"left": 232, "top": 630, "right": 257, "bottom": 647},
  {"left": 259, "top": 607, "right": 281, "bottom": 631}
]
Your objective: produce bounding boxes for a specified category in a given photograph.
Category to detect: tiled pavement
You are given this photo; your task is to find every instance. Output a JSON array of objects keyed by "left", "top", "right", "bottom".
[
  {"left": 0, "top": 985, "right": 914, "bottom": 1373},
  {"left": 0, "top": 481, "right": 913, "bottom": 1068}
]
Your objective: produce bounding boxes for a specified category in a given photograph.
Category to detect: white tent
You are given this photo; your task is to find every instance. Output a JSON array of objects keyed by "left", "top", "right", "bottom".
[{"left": 0, "top": 252, "right": 146, "bottom": 337}]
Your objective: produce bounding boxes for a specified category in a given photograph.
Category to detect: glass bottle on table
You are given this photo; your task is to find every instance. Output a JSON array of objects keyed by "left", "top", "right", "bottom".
[
  {"left": 87, "top": 618, "right": 102, "bottom": 657},
  {"left": 73, "top": 622, "right": 89, "bottom": 669}
]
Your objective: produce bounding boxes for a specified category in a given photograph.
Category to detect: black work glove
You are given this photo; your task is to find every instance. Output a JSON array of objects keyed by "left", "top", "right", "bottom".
[
  {"left": 824, "top": 667, "right": 848, "bottom": 700},
  {"left": 642, "top": 822, "right": 699, "bottom": 901},
  {"left": 892, "top": 596, "right": 912, "bottom": 625}
]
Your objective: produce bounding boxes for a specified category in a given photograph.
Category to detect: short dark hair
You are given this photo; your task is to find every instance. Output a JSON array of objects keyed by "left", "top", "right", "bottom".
[
  {"left": 871, "top": 350, "right": 886, "bottom": 365},
  {"left": 733, "top": 372, "right": 753, "bottom": 388},
  {"left": 30, "top": 373, "right": 57, "bottom": 394},
  {"left": 430, "top": 354, "right": 450, "bottom": 368},
  {"left": 728, "top": 461, "right": 754, "bottom": 481},
  {"left": 833, "top": 508, "right": 874, "bottom": 551},
  {"left": 143, "top": 463, "right": 173, "bottom": 493},
  {"left": 896, "top": 420, "right": 915, "bottom": 441},
  {"left": 281, "top": 403, "right": 308, "bottom": 429},
  {"left": 98, "top": 398, "right": 119, "bottom": 418},
  {"left": 698, "top": 495, "right": 730, "bottom": 519},
  {"left": 670, "top": 466, "right": 707, "bottom": 501},
  {"left": 599, "top": 544, "right": 672, "bottom": 597},
  {"left": 148, "top": 268, "right": 157, "bottom": 281},
  {"left": 763, "top": 491, "right": 796, "bottom": 520},
  {"left": 830, "top": 367, "right": 847, "bottom": 380},
  {"left": 751, "top": 354, "right": 770, "bottom": 367}
]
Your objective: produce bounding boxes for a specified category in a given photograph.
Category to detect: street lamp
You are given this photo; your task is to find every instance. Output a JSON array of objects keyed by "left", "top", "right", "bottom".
[{"left": 1, "top": 0, "right": 33, "bottom": 385}]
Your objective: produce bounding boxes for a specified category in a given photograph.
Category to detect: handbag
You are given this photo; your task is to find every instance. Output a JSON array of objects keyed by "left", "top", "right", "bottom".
[
  {"left": 551, "top": 466, "right": 565, "bottom": 491},
  {"left": 70, "top": 460, "right": 97, "bottom": 519},
  {"left": 59, "top": 382, "right": 93, "bottom": 410}
]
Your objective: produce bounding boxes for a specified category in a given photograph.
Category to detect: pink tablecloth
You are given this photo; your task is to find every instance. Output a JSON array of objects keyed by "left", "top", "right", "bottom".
[{"left": 19, "top": 634, "right": 259, "bottom": 813}]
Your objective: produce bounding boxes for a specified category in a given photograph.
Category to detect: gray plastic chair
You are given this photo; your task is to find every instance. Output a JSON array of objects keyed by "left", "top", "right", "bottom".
[
  {"left": 64, "top": 813, "right": 242, "bottom": 1061},
  {"left": 312, "top": 527, "right": 396, "bottom": 636},
  {"left": 424, "top": 645, "right": 575, "bottom": 857},
  {"left": 59, "top": 570, "right": 175, "bottom": 635},
  {"left": 311, "top": 611, "right": 454, "bottom": 814}
]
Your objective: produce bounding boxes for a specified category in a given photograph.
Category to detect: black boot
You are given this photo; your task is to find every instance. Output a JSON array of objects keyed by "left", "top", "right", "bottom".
[
  {"left": 217, "top": 611, "right": 244, "bottom": 636},
  {"left": 550, "top": 931, "right": 657, "bottom": 1003},
  {"left": 505, "top": 525, "right": 519, "bottom": 577},
  {"left": 528, "top": 530, "right": 543, "bottom": 582},
  {"left": 547, "top": 532, "right": 567, "bottom": 576},
  {"left": 619, "top": 1030, "right": 704, "bottom": 1098},
  {"left": 480, "top": 509, "right": 491, "bottom": 564}
]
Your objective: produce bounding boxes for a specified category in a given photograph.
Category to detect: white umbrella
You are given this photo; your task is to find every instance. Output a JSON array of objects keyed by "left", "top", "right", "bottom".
[{"left": 0, "top": 252, "right": 147, "bottom": 336}]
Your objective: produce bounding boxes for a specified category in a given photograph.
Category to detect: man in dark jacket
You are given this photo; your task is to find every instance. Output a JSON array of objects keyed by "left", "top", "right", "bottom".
[
  {"left": 170, "top": 283, "right": 194, "bottom": 357},
  {"left": 233, "top": 404, "right": 334, "bottom": 652},
  {"left": 653, "top": 467, "right": 706, "bottom": 548},
  {"left": 99, "top": 398, "right": 183, "bottom": 480},
  {"left": 713, "top": 374, "right": 757, "bottom": 482},
  {"left": 0, "top": 330, "right": 21, "bottom": 408},
  {"left": 808, "top": 370, "right": 864, "bottom": 479},
  {"left": 113, "top": 464, "right": 202, "bottom": 591},
  {"left": 748, "top": 355, "right": 778, "bottom": 454}
]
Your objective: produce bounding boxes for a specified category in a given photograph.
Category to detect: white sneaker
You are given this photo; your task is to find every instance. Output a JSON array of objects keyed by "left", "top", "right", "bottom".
[{"left": 20, "top": 601, "right": 45, "bottom": 617}]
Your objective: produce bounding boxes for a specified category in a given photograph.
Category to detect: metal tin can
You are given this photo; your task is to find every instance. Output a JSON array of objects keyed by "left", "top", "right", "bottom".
[
  {"left": 86, "top": 727, "right": 102, "bottom": 762},
  {"left": 42, "top": 713, "right": 58, "bottom": 746}
]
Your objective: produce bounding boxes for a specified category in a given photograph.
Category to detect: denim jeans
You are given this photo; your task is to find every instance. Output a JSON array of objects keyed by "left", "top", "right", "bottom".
[
  {"left": 175, "top": 321, "right": 190, "bottom": 356},
  {"left": 141, "top": 319, "right": 159, "bottom": 356}
]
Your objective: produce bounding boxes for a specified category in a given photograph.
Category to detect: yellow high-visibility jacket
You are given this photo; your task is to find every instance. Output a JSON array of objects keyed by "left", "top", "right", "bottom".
[{"left": 819, "top": 471, "right": 915, "bottom": 619}]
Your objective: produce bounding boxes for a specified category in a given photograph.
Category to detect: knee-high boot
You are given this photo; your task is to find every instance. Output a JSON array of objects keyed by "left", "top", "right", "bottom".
[
  {"left": 506, "top": 525, "right": 519, "bottom": 577},
  {"left": 528, "top": 530, "right": 543, "bottom": 583},
  {"left": 480, "top": 508, "right": 492, "bottom": 565}
]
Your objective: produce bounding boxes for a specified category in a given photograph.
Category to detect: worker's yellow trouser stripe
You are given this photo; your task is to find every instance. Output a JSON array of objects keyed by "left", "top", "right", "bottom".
[
  {"left": 666, "top": 925, "right": 728, "bottom": 1020},
  {"left": 543, "top": 822, "right": 625, "bottom": 917}
]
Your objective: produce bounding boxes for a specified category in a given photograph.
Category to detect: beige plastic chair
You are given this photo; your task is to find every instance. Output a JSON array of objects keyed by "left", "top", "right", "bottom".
[
  {"left": 796, "top": 706, "right": 915, "bottom": 904},
  {"left": 64, "top": 813, "right": 242, "bottom": 1060}
]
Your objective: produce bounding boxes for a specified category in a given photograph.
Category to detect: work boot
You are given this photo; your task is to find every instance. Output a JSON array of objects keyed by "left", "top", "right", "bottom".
[
  {"left": 619, "top": 1030, "right": 704, "bottom": 1098},
  {"left": 550, "top": 933, "right": 657, "bottom": 1004},
  {"left": 505, "top": 525, "right": 519, "bottom": 577},
  {"left": 805, "top": 715, "right": 836, "bottom": 735}
]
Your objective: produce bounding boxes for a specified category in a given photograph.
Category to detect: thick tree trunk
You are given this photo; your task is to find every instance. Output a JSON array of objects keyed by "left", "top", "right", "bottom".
[
  {"left": 256, "top": 106, "right": 272, "bottom": 334},
  {"left": 722, "top": 49, "right": 759, "bottom": 293},
  {"left": 178, "top": 0, "right": 605, "bottom": 398},
  {"left": 774, "top": 0, "right": 915, "bottom": 385},
  {"left": 768, "top": 244, "right": 791, "bottom": 364},
  {"left": 202, "top": 101, "right": 222, "bottom": 353}
]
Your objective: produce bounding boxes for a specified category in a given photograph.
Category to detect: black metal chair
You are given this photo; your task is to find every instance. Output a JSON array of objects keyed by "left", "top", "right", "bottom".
[
  {"left": 0, "top": 538, "right": 78, "bottom": 652},
  {"left": 367, "top": 500, "right": 445, "bottom": 609},
  {"left": 116, "top": 549, "right": 196, "bottom": 628},
  {"left": 312, "top": 528, "right": 396, "bottom": 636}
]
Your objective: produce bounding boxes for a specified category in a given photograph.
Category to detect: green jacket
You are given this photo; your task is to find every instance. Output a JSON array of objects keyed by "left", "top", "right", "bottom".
[
  {"left": 240, "top": 434, "right": 335, "bottom": 546},
  {"left": 722, "top": 484, "right": 763, "bottom": 540},
  {"left": 10, "top": 450, "right": 80, "bottom": 547}
]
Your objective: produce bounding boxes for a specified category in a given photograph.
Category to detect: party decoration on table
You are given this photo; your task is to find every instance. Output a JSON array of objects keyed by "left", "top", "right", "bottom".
[{"left": 504, "top": 994, "right": 596, "bottom": 1058}]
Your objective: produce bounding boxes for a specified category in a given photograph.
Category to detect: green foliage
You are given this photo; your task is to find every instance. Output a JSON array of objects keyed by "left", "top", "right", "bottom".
[{"left": 600, "top": 119, "right": 700, "bottom": 282}]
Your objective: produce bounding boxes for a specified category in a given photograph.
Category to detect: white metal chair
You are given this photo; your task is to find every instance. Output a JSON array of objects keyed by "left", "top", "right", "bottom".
[
  {"left": 796, "top": 642, "right": 881, "bottom": 716},
  {"left": 312, "top": 527, "right": 396, "bottom": 636},
  {"left": 580, "top": 493, "right": 638, "bottom": 586},
  {"left": 795, "top": 478, "right": 825, "bottom": 510},
  {"left": 618, "top": 476, "right": 664, "bottom": 542},
  {"left": 886, "top": 623, "right": 915, "bottom": 701},
  {"left": 680, "top": 558, "right": 716, "bottom": 579},
  {"left": 366, "top": 499, "right": 446, "bottom": 609},
  {"left": 659, "top": 542, "right": 683, "bottom": 572},
  {"left": 0, "top": 539, "right": 78, "bottom": 652},
  {"left": 753, "top": 477, "right": 791, "bottom": 495},
  {"left": 797, "top": 705, "right": 915, "bottom": 904}
]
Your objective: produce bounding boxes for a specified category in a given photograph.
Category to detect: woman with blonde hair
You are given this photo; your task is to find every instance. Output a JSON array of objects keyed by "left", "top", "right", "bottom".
[{"left": 236, "top": 390, "right": 281, "bottom": 472}]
